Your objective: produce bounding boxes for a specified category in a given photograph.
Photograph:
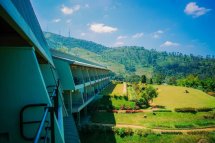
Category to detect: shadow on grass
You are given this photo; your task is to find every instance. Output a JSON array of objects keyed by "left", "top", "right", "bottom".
[
  {"left": 79, "top": 83, "right": 117, "bottom": 143},
  {"left": 100, "top": 83, "right": 117, "bottom": 96}
]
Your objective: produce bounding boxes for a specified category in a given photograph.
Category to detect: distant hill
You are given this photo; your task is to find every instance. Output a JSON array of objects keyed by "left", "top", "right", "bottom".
[
  {"left": 44, "top": 32, "right": 215, "bottom": 82},
  {"left": 44, "top": 32, "right": 108, "bottom": 53}
]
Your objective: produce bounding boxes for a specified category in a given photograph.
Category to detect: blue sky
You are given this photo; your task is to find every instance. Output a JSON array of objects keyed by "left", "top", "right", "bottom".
[{"left": 31, "top": 0, "right": 215, "bottom": 56}]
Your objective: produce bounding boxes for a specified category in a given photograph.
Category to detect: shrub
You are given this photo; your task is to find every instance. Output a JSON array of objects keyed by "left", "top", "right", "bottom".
[
  {"left": 114, "top": 106, "right": 120, "bottom": 110},
  {"left": 175, "top": 107, "right": 197, "bottom": 113},
  {"left": 196, "top": 107, "right": 213, "bottom": 112},
  {"left": 135, "top": 129, "right": 144, "bottom": 136},
  {"left": 196, "top": 121, "right": 215, "bottom": 126},
  {"left": 115, "top": 128, "right": 126, "bottom": 137},
  {"left": 151, "top": 105, "right": 165, "bottom": 109},
  {"left": 187, "top": 131, "right": 209, "bottom": 135},
  {"left": 204, "top": 114, "right": 215, "bottom": 119},
  {"left": 154, "top": 124, "right": 172, "bottom": 128},
  {"left": 120, "top": 105, "right": 126, "bottom": 110},
  {"left": 175, "top": 124, "right": 195, "bottom": 128},
  {"left": 153, "top": 109, "right": 172, "bottom": 112},
  {"left": 135, "top": 129, "right": 153, "bottom": 137},
  {"left": 161, "top": 131, "right": 182, "bottom": 135},
  {"left": 124, "top": 96, "right": 128, "bottom": 101},
  {"left": 124, "top": 128, "right": 133, "bottom": 136},
  {"left": 134, "top": 105, "right": 140, "bottom": 110}
]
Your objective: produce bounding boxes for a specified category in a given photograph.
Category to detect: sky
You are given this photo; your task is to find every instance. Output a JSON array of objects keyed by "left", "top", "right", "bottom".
[{"left": 31, "top": 0, "right": 215, "bottom": 56}]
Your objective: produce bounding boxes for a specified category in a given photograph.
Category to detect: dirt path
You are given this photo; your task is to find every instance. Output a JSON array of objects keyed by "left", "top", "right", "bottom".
[{"left": 90, "top": 123, "right": 215, "bottom": 133}]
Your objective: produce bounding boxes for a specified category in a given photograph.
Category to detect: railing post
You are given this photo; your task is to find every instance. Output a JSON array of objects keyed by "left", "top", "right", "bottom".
[
  {"left": 50, "top": 107, "right": 55, "bottom": 143},
  {"left": 55, "top": 80, "right": 60, "bottom": 119}
]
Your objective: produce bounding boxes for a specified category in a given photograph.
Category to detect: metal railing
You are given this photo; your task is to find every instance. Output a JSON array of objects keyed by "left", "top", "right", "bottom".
[{"left": 20, "top": 80, "right": 59, "bottom": 143}]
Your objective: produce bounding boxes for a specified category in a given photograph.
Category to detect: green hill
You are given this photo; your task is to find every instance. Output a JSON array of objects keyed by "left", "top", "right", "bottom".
[
  {"left": 44, "top": 32, "right": 215, "bottom": 82},
  {"left": 44, "top": 32, "right": 108, "bottom": 53}
]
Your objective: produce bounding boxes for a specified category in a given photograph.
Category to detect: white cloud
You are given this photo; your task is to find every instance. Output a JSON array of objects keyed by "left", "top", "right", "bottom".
[
  {"left": 114, "top": 41, "right": 124, "bottom": 46},
  {"left": 132, "top": 33, "right": 144, "bottom": 38},
  {"left": 184, "top": 2, "right": 211, "bottom": 17},
  {"left": 117, "top": 35, "right": 127, "bottom": 40},
  {"left": 157, "top": 30, "right": 164, "bottom": 34},
  {"left": 52, "top": 18, "right": 61, "bottom": 23},
  {"left": 89, "top": 23, "right": 118, "bottom": 33},
  {"left": 153, "top": 30, "right": 164, "bottom": 39},
  {"left": 61, "top": 5, "right": 80, "bottom": 15},
  {"left": 160, "top": 41, "right": 179, "bottom": 47}
]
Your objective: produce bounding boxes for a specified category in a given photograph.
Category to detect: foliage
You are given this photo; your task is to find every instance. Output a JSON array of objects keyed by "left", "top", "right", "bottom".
[
  {"left": 141, "top": 75, "right": 147, "bottom": 83},
  {"left": 196, "top": 107, "right": 214, "bottom": 112},
  {"left": 177, "top": 75, "right": 215, "bottom": 92},
  {"left": 175, "top": 107, "right": 214, "bottom": 113},
  {"left": 153, "top": 110, "right": 172, "bottom": 112},
  {"left": 45, "top": 32, "right": 215, "bottom": 93},
  {"left": 174, "top": 124, "right": 195, "bottom": 128},
  {"left": 175, "top": 107, "right": 197, "bottom": 113},
  {"left": 140, "top": 85, "right": 158, "bottom": 106}
]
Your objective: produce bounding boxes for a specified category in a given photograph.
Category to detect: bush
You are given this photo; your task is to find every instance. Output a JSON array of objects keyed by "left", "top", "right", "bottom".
[
  {"left": 135, "top": 129, "right": 144, "bottom": 136},
  {"left": 175, "top": 107, "right": 197, "bottom": 113},
  {"left": 161, "top": 131, "right": 182, "bottom": 135},
  {"left": 120, "top": 105, "right": 126, "bottom": 110},
  {"left": 187, "top": 131, "right": 209, "bottom": 135},
  {"left": 196, "top": 107, "right": 213, "bottom": 112},
  {"left": 124, "top": 96, "right": 128, "bottom": 101},
  {"left": 115, "top": 128, "right": 126, "bottom": 137},
  {"left": 204, "top": 114, "right": 215, "bottom": 119},
  {"left": 151, "top": 105, "right": 165, "bottom": 109},
  {"left": 124, "top": 128, "right": 133, "bottom": 136},
  {"left": 134, "top": 129, "right": 153, "bottom": 137},
  {"left": 153, "top": 109, "right": 172, "bottom": 112},
  {"left": 196, "top": 121, "right": 215, "bottom": 126},
  {"left": 175, "top": 124, "right": 195, "bottom": 128}
]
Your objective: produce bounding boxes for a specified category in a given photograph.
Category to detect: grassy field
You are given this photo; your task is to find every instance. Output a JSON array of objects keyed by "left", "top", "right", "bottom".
[
  {"left": 85, "top": 83, "right": 215, "bottom": 143},
  {"left": 93, "top": 96, "right": 136, "bottom": 110},
  {"left": 101, "top": 83, "right": 125, "bottom": 96},
  {"left": 152, "top": 85, "right": 215, "bottom": 109},
  {"left": 80, "top": 131, "right": 215, "bottom": 143},
  {"left": 91, "top": 111, "right": 215, "bottom": 129}
]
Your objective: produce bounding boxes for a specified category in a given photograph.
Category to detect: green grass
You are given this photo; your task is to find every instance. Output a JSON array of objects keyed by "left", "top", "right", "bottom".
[
  {"left": 152, "top": 85, "right": 215, "bottom": 109},
  {"left": 91, "top": 111, "right": 215, "bottom": 129},
  {"left": 93, "top": 96, "right": 136, "bottom": 110},
  {"left": 80, "top": 131, "right": 215, "bottom": 143}
]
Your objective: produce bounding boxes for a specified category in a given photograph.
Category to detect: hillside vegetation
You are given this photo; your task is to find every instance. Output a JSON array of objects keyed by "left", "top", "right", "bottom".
[{"left": 45, "top": 32, "right": 215, "bottom": 92}]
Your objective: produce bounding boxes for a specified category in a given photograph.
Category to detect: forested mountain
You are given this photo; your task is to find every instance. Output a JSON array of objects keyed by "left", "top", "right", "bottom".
[
  {"left": 44, "top": 32, "right": 108, "bottom": 53},
  {"left": 44, "top": 32, "right": 215, "bottom": 86}
]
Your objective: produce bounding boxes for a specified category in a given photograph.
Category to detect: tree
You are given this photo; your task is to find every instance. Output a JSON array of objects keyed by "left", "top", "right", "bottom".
[
  {"left": 141, "top": 75, "right": 147, "bottom": 83},
  {"left": 140, "top": 86, "right": 158, "bottom": 106}
]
